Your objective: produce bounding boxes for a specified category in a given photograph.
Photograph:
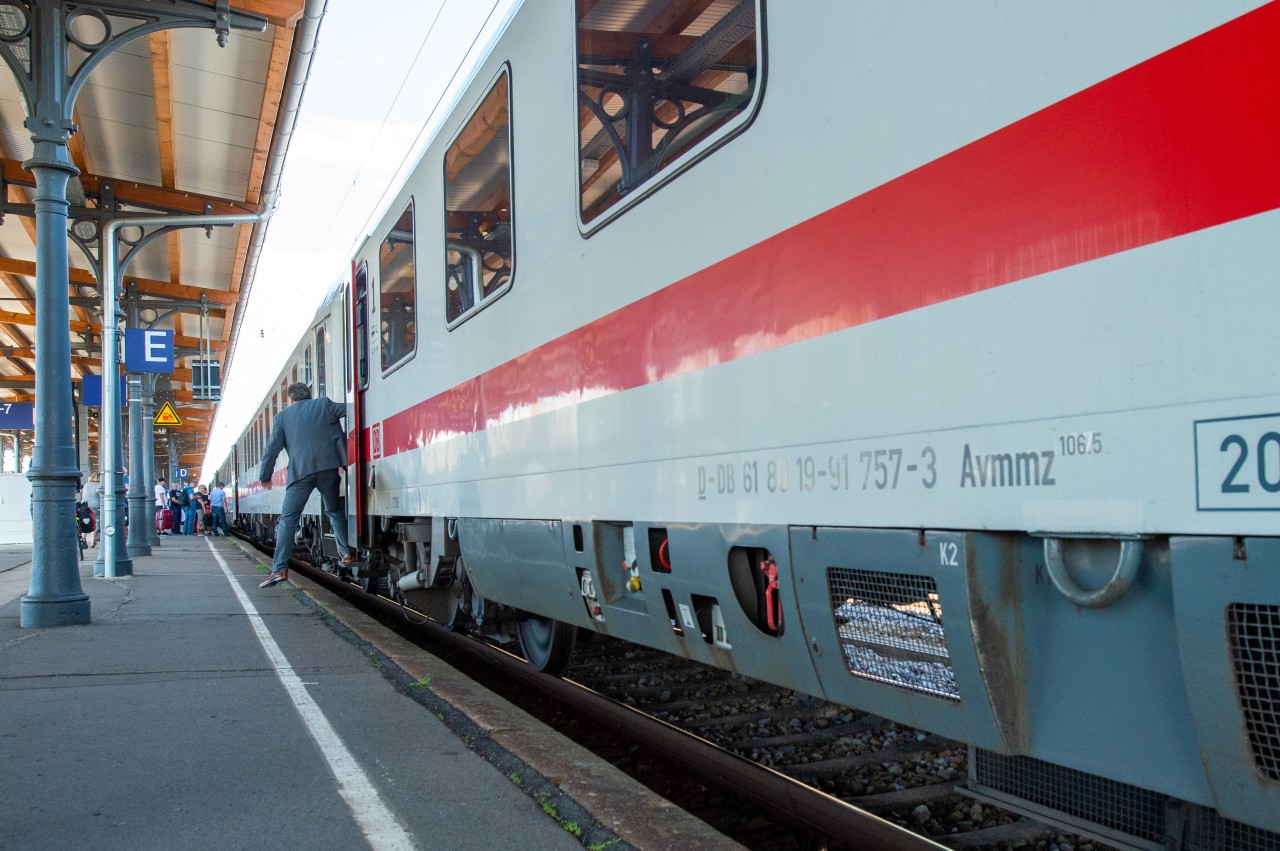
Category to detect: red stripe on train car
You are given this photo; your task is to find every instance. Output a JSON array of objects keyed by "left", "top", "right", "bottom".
[{"left": 375, "top": 3, "right": 1280, "bottom": 458}]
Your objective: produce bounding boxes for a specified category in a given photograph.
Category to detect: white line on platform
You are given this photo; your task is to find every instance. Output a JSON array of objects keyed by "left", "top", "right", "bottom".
[{"left": 206, "top": 538, "right": 415, "bottom": 850}]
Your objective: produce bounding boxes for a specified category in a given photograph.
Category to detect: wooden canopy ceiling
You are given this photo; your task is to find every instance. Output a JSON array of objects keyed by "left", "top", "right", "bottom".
[{"left": 0, "top": 0, "right": 308, "bottom": 469}]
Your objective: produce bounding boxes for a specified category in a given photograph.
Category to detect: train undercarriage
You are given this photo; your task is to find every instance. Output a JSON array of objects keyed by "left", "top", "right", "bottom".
[{"left": 238, "top": 507, "right": 1280, "bottom": 851}]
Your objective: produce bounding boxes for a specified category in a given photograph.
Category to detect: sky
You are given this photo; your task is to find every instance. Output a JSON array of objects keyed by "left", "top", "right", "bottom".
[{"left": 199, "top": 0, "right": 519, "bottom": 479}]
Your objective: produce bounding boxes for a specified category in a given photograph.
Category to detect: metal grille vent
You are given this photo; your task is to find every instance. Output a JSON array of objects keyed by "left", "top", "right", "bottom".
[
  {"left": 1187, "top": 806, "right": 1280, "bottom": 851},
  {"left": 972, "top": 749, "right": 1167, "bottom": 844},
  {"left": 1226, "top": 603, "right": 1280, "bottom": 782},
  {"left": 827, "top": 567, "right": 959, "bottom": 701}
]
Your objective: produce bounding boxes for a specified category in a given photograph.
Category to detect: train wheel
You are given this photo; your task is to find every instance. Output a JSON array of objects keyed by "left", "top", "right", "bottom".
[
  {"left": 517, "top": 614, "right": 576, "bottom": 674},
  {"left": 446, "top": 585, "right": 478, "bottom": 633}
]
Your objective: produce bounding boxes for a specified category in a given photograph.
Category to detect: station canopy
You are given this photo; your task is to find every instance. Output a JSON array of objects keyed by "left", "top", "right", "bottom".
[{"left": 0, "top": 0, "right": 309, "bottom": 469}]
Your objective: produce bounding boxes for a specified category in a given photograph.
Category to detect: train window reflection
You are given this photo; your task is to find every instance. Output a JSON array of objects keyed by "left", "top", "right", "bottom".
[
  {"left": 576, "top": 0, "right": 761, "bottom": 227},
  {"left": 379, "top": 202, "right": 416, "bottom": 370},
  {"left": 354, "top": 264, "right": 369, "bottom": 390},
  {"left": 315, "top": 327, "right": 327, "bottom": 398},
  {"left": 445, "top": 68, "right": 513, "bottom": 327}
]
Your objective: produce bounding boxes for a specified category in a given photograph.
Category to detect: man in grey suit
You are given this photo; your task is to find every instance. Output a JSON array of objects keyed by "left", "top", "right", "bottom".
[{"left": 257, "top": 382, "right": 352, "bottom": 587}]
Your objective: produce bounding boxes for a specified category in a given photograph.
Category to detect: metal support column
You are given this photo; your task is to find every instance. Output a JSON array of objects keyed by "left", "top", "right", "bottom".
[
  {"left": 123, "top": 294, "right": 150, "bottom": 557},
  {"left": 76, "top": 402, "right": 89, "bottom": 480},
  {"left": 0, "top": 0, "right": 268, "bottom": 622},
  {"left": 92, "top": 284, "right": 131, "bottom": 577},
  {"left": 125, "top": 373, "right": 150, "bottom": 557},
  {"left": 97, "top": 207, "right": 271, "bottom": 557},
  {"left": 167, "top": 433, "right": 178, "bottom": 482},
  {"left": 20, "top": 0, "right": 87, "bottom": 626},
  {"left": 142, "top": 374, "right": 160, "bottom": 547}
]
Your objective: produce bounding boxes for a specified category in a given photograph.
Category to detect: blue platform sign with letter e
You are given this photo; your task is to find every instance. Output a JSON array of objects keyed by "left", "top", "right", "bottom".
[
  {"left": 124, "top": 328, "right": 174, "bottom": 373},
  {"left": 0, "top": 402, "right": 34, "bottom": 429}
]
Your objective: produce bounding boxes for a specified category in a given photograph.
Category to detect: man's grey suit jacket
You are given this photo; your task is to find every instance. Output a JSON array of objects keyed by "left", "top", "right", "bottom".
[{"left": 258, "top": 397, "right": 347, "bottom": 484}]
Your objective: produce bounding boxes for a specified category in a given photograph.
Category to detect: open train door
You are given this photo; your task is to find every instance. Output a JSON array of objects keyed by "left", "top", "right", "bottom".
[{"left": 347, "top": 260, "right": 372, "bottom": 553}]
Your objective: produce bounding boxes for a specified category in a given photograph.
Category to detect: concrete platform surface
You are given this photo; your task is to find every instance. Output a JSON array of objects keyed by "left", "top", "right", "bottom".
[{"left": 0, "top": 535, "right": 738, "bottom": 850}]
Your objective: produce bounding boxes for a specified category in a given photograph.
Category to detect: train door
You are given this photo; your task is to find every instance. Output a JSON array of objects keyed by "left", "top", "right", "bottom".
[
  {"left": 348, "top": 262, "right": 371, "bottom": 550},
  {"left": 231, "top": 445, "right": 239, "bottom": 518}
]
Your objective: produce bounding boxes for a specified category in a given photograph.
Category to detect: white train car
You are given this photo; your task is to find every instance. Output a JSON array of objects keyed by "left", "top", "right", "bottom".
[{"left": 224, "top": 2, "right": 1280, "bottom": 846}]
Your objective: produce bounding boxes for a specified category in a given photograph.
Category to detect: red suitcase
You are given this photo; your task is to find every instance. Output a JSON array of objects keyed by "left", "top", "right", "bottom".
[{"left": 156, "top": 508, "right": 173, "bottom": 532}]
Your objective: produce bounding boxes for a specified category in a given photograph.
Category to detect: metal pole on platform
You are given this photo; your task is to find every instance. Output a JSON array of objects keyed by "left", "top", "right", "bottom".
[
  {"left": 166, "top": 433, "right": 177, "bottom": 484},
  {"left": 76, "top": 403, "right": 89, "bottom": 480},
  {"left": 143, "top": 375, "right": 160, "bottom": 547},
  {"left": 125, "top": 372, "right": 150, "bottom": 557},
  {"left": 124, "top": 294, "right": 150, "bottom": 557},
  {"left": 95, "top": 274, "right": 131, "bottom": 578},
  {"left": 98, "top": 209, "right": 273, "bottom": 568},
  {"left": 20, "top": 1, "right": 88, "bottom": 626}
]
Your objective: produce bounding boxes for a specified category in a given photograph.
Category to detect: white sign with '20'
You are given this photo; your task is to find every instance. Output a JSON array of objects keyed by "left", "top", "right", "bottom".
[{"left": 1195, "top": 413, "right": 1280, "bottom": 511}]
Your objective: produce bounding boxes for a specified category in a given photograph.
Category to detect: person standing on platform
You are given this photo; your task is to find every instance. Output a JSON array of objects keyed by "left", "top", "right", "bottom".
[
  {"left": 83, "top": 476, "right": 100, "bottom": 520},
  {"left": 168, "top": 483, "right": 185, "bottom": 534},
  {"left": 193, "top": 485, "right": 212, "bottom": 535},
  {"left": 154, "top": 477, "right": 169, "bottom": 535},
  {"left": 209, "top": 481, "right": 229, "bottom": 537},
  {"left": 182, "top": 479, "right": 197, "bottom": 535},
  {"left": 257, "top": 382, "right": 352, "bottom": 588},
  {"left": 76, "top": 496, "right": 96, "bottom": 549}
]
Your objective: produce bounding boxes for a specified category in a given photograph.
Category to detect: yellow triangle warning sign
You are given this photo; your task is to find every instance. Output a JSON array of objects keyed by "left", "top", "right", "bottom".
[{"left": 153, "top": 401, "right": 182, "bottom": 427}]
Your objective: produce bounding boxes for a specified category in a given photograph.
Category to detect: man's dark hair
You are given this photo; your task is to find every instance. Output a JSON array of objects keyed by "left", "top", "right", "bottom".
[
  {"left": 216, "top": 481, "right": 224, "bottom": 488},
  {"left": 287, "top": 382, "right": 312, "bottom": 402}
]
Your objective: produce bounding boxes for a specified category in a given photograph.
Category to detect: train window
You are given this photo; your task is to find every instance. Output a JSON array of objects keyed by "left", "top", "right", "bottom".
[
  {"left": 444, "top": 68, "right": 513, "bottom": 327},
  {"left": 379, "top": 202, "right": 416, "bottom": 371},
  {"left": 315, "top": 327, "right": 327, "bottom": 398},
  {"left": 576, "top": 0, "right": 762, "bottom": 228},
  {"left": 303, "top": 344, "right": 313, "bottom": 389},
  {"left": 354, "top": 264, "right": 369, "bottom": 391}
]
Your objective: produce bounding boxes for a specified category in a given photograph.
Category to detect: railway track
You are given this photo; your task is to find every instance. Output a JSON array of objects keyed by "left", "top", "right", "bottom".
[{"left": 240, "top": 533, "right": 1108, "bottom": 851}]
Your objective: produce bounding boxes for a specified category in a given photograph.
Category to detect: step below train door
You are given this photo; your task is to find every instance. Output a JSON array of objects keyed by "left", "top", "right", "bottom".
[{"left": 349, "top": 261, "right": 372, "bottom": 551}]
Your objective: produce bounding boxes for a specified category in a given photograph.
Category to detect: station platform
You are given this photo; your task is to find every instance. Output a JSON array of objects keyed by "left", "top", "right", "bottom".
[{"left": 0, "top": 537, "right": 739, "bottom": 851}]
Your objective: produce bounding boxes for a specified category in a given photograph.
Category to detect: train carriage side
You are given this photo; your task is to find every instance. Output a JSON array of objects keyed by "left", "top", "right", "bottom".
[{"left": 345, "top": 1, "right": 1280, "bottom": 845}]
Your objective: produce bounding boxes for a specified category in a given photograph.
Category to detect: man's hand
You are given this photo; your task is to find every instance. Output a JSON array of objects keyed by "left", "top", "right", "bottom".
[{"left": 260, "top": 479, "right": 273, "bottom": 491}]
